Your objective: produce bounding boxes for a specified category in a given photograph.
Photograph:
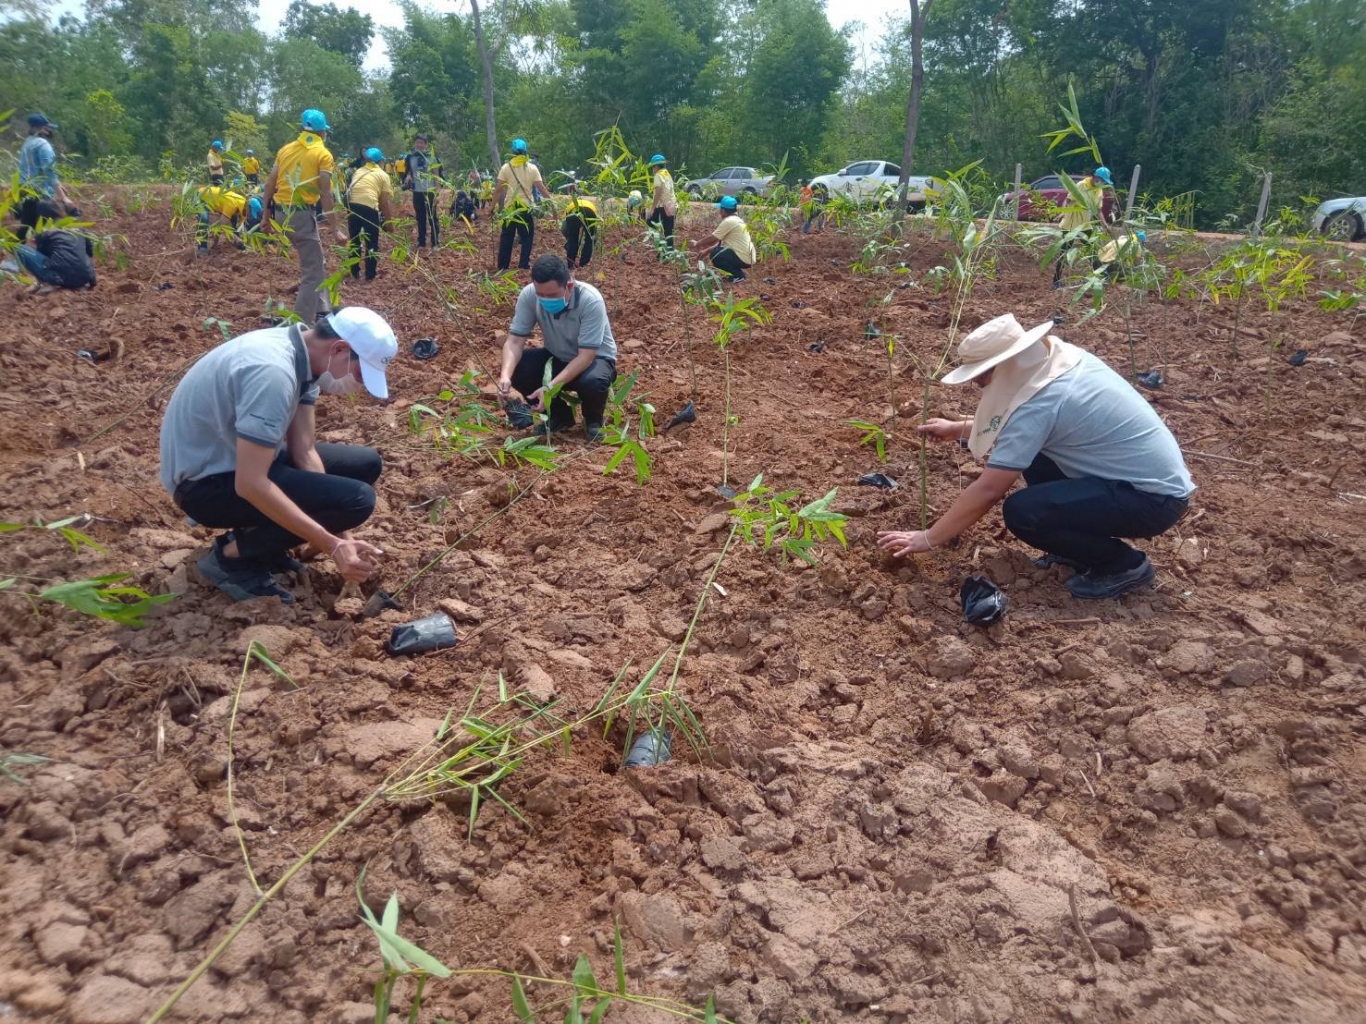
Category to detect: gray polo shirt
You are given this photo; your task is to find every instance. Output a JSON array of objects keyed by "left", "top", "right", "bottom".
[
  {"left": 159, "top": 325, "right": 318, "bottom": 494},
  {"left": 508, "top": 281, "right": 617, "bottom": 363},
  {"left": 986, "top": 352, "right": 1196, "bottom": 498}
]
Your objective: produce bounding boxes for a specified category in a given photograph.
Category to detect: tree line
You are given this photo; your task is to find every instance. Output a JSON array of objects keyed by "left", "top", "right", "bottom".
[{"left": 1, "top": 0, "right": 1362, "bottom": 227}]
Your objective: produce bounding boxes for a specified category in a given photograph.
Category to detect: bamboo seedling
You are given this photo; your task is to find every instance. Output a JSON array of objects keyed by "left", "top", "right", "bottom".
[
  {"left": 706, "top": 292, "right": 772, "bottom": 494},
  {"left": 357, "top": 864, "right": 451, "bottom": 1024},
  {"left": 846, "top": 419, "right": 888, "bottom": 462}
]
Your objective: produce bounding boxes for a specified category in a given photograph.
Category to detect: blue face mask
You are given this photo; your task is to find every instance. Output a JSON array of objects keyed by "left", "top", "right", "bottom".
[{"left": 537, "top": 296, "right": 568, "bottom": 315}]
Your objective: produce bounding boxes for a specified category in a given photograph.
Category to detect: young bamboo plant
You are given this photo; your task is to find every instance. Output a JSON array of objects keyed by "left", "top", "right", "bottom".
[
  {"left": 707, "top": 292, "right": 772, "bottom": 494},
  {"left": 600, "top": 370, "right": 656, "bottom": 486}
]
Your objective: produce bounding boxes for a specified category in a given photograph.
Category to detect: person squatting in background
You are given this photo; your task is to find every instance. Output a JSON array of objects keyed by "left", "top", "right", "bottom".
[{"left": 13, "top": 198, "right": 96, "bottom": 293}]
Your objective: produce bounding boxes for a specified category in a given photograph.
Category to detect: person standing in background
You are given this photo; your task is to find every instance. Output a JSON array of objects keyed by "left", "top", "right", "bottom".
[
  {"left": 207, "top": 140, "right": 225, "bottom": 185},
  {"left": 261, "top": 108, "right": 347, "bottom": 325},
  {"left": 647, "top": 154, "right": 677, "bottom": 249},
  {"left": 242, "top": 149, "right": 261, "bottom": 186},
  {"left": 17, "top": 114, "right": 71, "bottom": 241},
  {"left": 348, "top": 148, "right": 396, "bottom": 282},
  {"left": 492, "top": 137, "right": 544, "bottom": 272},
  {"left": 404, "top": 134, "right": 441, "bottom": 250}
]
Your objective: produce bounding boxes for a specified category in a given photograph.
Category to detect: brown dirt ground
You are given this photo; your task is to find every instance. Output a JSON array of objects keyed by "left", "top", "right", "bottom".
[{"left": 1, "top": 187, "right": 1365, "bottom": 1024}]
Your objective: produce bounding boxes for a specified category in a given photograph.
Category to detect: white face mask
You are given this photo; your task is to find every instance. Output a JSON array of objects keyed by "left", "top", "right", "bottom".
[{"left": 317, "top": 347, "right": 364, "bottom": 396}]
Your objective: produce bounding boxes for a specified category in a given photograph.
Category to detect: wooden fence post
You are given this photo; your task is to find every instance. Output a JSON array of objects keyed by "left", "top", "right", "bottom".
[
  {"left": 1252, "top": 172, "right": 1273, "bottom": 237},
  {"left": 1012, "top": 163, "right": 1022, "bottom": 221},
  {"left": 1125, "top": 165, "right": 1141, "bottom": 223}
]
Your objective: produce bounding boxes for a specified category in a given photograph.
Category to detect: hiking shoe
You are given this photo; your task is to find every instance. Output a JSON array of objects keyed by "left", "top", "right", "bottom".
[
  {"left": 1065, "top": 556, "right": 1155, "bottom": 601},
  {"left": 1033, "top": 553, "right": 1086, "bottom": 571},
  {"left": 584, "top": 421, "right": 604, "bottom": 443},
  {"left": 197, "top": 541, "right": 295, "bottom": 603}
]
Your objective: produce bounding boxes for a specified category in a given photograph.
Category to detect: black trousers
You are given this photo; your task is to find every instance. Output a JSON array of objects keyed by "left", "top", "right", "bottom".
[
  {"left": 17, "top": 196, "right": 41, "bottom": 241},
  {"left": 647, "top": 207, "right": 675, "bottom": 248},
  {"left": 246, "top": 174, "right": 259, "bottom": 187},
  {"left": 413, "top": 191, "right": 439, "bottom": 248},
  {"left": 348, "top": 204, "right": 382, "bottom": 280},
  {"left": 209, "top": 173, "right": 224, "bottom": 186},
  {"left": 510, "top": 349, "right": 617, "bottom": 428},
  {"left": 174, "top": 443, "right": 381, "bottom": 566},
  {"left": 1001, "top": 454, "right": 1189, "bottom": 574},
  {"left": 562, "top": 211, "right": 598, "bottom": 267},
  {"left": 711, "top": 246, "right": 751, "bottom": 281},
  {"left": 498, "top": 211, "right": 535, "bottom": 270}
]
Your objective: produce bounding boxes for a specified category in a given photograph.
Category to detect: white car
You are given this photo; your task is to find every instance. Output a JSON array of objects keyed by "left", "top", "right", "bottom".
[
  {"left": 809, "top": 160, "right": 932, "bottom": 207},
  {"left": 1312, "top": 196, "right": 1366, "bottom": 241}
]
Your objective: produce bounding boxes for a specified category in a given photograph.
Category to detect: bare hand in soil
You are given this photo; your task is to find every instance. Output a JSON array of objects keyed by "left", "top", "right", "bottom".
[
  {"left": 332, "top": 538, "right": 383, "bottom": 582},
  {"left": 333, "top": 226, "right": 348, "bottom": 244},
  {"left": 918, "top": 418, "right": 967, "bottom": 441},
  {"left": 876, "top": 529, "right": 932, "bottom": 557},
  {"left": 527, "top": 387, "right": 546, "bottom": 412}
]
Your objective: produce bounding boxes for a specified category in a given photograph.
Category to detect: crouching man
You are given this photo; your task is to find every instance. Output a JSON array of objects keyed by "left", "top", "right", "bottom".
[
  {"left": 159, "top": 308, "right": 398, "bottom": 603},
  {"left": 497, "top": 254, "right": 618, "bottom": 443},
  {"left": 877, "top": 314, "right": 1195, "bottom": 600}
]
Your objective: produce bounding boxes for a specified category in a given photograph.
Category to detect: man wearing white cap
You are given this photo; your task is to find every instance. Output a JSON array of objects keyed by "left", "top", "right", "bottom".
[
  {"left": 160, "top": 308, "right": 398, "bottom": 602},
  {"left": 878, "top": 314, "right": 1194, "bottom": 600}
]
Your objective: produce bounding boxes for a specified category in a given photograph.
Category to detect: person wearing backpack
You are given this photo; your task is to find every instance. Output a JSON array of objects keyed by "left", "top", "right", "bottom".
[{"left": 492, "top": 137, "right": 544, "bottom": 271}]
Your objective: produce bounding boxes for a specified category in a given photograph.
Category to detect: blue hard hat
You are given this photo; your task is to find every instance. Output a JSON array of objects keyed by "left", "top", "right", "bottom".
[
  {"left": 366, "top": 147, "right": 383, "bottom": 163},
  {"left": 1136, "top": 230, "right": 1147, "bottom": 242},
  {"left": 301, "top": 108, "right": 332, "bottom": 132},
  {"left": 649, "top": 153, "right": 666, "bottom": 166},
  {"left": 510, "top": 137, "right": 528, "bottom": 154},
  {"left": 1094, "top": 166, "right": 1113, "bottom": 185},
  {"left": 212, "top": 139, "right": 223, "bottom": 149},
  {"left": 246, "top": 148, "right": 254, "bottom": 155},
  {"left": 717, "top": 195, "right": 739, "bottom": 212}
]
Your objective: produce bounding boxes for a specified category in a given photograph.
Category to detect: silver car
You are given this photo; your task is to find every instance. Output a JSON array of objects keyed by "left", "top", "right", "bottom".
[
  {"left": 1312, "top": 195, "right": 1366, "bottom": 241},
  {"left": 683, "top": 166, "right": 775, "bottom": 199}
]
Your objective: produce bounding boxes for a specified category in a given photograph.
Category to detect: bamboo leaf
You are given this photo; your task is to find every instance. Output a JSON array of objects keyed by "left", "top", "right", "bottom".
[
  {"left": 511, "top": 976, "right": 535, "bottom": 1023},
  {"left": 613, "top": 921, "right": 627, "bottom": 995}
]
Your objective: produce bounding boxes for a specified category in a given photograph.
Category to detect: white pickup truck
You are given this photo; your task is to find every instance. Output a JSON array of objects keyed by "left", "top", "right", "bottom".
[{"left": 809, "top": 160, "right": 933, "bottom": 207}]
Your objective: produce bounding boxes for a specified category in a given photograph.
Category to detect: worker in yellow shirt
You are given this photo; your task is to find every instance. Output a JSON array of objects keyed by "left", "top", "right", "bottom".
[
  {"left": 261, "top": 108, "right": 347, "bottom": 324},
  {"left": 242, "top": 149, "right": 260, "bottom": 186},
  {"left": 195, "top": 187, "right": 264, "bottom": 254},
  {"left": 208, "top": 140, "right": 225, "bottom": 185},
  {"left": 347, "top": 148, "right": 396, "bottom": 282},
  {"left": 1055, "top": 166, "right": 1113, "bottom": 288},
  {"left": 478, "top": 176, "right": 494, "bottom": 210},
  {"left": 560, "top": 182, "right": 599, "bottom": 269},
  {"left": 647, "top": 153, "right": 677, "bottom": 249},
  {"left": 491, "top": 137, "right": 544, "bottom": 271},
  {"left": 688, "top": 195, "right": 757, "bottom": 282}
]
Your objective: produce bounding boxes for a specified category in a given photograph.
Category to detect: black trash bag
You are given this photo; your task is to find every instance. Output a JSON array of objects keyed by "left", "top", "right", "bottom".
[
  {"left": 505, "top": 400, "right": 534, "bottom": 429},
  {"left": 858, "top": 472, "right": 898, "bottom": 490},
  {"left": 808, "top": 340, "right": 827, "bottom": 353},
  {"left": 716, "top": 484, "right": 739, "bottom": 499},
  {"left": 664, "top": 401, "right": 696, "bottom": 431},
  {"left": 624, "top": 729, "right": 672, "bottom": 768},
  {"left": 960, "top": 575, "right": 1007, "bottom": 626},
  {"left": 412, "top": 337, "right": 440, "bottom": 360},
  {"left": 1287, "top": 348, "right": 1308, "bottom": 367},
  {"left": 1137, "top": 370, "right": 1163, "bottom": 390},
  {"left": 863, "top": 322, "right": 882, "bottom": 339},
  {"left": 386, "top": 613, "right": 457, "bottom": 655}
]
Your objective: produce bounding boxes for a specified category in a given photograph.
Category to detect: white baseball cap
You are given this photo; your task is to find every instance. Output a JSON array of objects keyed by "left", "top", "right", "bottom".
[{"left": 327, "top": 307, "right": 397, "bottom": 399}]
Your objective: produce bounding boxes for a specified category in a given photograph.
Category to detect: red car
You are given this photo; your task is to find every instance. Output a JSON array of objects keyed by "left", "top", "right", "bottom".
[{"left": 1001, "top": 174, "right": 1120, "bottom": 222}]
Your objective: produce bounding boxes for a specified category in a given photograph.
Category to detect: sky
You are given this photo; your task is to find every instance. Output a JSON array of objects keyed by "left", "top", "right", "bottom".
[{"left": 47, "top": 0, "right": 911, "bottom": 73}]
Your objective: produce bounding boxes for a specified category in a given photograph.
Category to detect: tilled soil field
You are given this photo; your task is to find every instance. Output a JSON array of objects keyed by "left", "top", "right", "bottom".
[{"left": 1, "top": 188, "right": 1365, "bottom": 1024}]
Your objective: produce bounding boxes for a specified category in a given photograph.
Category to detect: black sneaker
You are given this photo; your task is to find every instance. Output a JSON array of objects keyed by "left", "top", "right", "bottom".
[
  {"left": 197, "top": 541, "right": 295, "bottom": 603},
  {"left": 1065, "top": 556, "right": 1155, "bottom": 601},
  {"left": 1033, "top": 553, "right": 1086, "bottom": 571}
]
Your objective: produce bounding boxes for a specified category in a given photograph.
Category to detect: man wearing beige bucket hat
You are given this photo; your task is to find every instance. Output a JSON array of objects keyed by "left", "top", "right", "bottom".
[{"left": 878, "top": 314, "right": 1194, "bottom": 600}]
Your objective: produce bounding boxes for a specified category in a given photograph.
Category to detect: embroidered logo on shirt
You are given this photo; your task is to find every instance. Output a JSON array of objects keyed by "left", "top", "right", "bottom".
[{"left": 979, "top": 415, "right": 1003, "bottom": 436}]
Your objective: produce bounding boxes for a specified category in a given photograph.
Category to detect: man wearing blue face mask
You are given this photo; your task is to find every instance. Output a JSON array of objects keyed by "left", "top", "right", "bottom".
[
  {"left": 497, "top": 254, "right": 618, "bottom": 442},
  {"left": 160, "top": 308, "right": 398, "bottom": 603}
]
